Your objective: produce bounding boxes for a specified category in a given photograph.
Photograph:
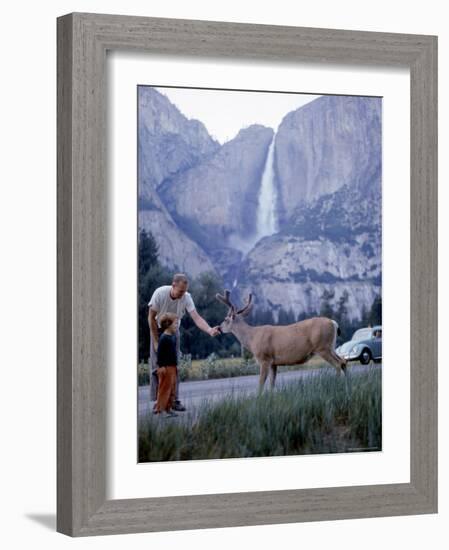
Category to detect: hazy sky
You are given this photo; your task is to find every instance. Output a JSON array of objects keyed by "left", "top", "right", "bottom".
[{"left": 154, "top": 86, "right": 321, "bottom": 144}]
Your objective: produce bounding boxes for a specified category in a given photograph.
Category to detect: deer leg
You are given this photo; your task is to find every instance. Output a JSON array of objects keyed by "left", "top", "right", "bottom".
[
  {"left": 258, "top": 361, "right": 270, "bottom": 394},
  {"left": 332, "top": 351, "right": 348, "bottom": 374},
  {"left": 269, "top": 365, "right": 278, "bottom": 389},
  {"left": 317, "top": 349, "right": 346, "bottom": 376}
]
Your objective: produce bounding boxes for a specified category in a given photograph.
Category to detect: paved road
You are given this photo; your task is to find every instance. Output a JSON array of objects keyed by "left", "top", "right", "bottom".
[{"left": 138, "top": 363, "right": 380, "bottom": 422}]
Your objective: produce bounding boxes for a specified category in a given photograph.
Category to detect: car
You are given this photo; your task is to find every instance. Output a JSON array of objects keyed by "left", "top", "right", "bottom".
[{"left": 336, "top": 326, "right": 382, "bottom": 365}]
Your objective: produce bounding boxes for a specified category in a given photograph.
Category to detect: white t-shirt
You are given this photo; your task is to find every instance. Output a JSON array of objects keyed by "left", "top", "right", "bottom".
[{"left": 148, "top": 285, "right": 196, "bottom": 327}]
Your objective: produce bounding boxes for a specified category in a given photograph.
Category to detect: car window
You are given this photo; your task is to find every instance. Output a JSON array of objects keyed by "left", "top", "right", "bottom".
[{"left": 352, "top": 328, "right": 372, "bottom": 341}]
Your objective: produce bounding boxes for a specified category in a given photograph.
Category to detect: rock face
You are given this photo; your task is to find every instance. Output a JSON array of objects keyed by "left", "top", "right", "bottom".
[
  {"left": 138, "top": 87, "right": 220, "bottom": 205},
  {"left": 234, "top": 96, "right": 382, "bottom": 318},
  {"left": 159, "top": 125, "right": 274, "bottom": 253},
  {"left": 138, "top": 87, "right": 219, "bottom": 277},
  {"left": 274, "top": 95, "right": 382, "bottom": 227},
  {"left": 236, "top": 96, "right": 382, "bottom": 320},
  {"left": 236, "top": 229, "right": 380, "bottom": 320},
  {"left": 139, "top": 193, "right": 216, "bottom": 278},
  {"left": 138, "top": 88, "right": 382, "bottom": 320}
]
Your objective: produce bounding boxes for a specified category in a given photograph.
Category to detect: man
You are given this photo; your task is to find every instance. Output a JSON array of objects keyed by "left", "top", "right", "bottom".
[{"left": 148, "top": 273, "right": 220, "bottom": 411}]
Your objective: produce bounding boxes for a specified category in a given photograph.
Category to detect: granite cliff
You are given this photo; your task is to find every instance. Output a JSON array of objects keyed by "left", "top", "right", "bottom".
[
  {"left": 138, "top": 87, "right": 220, "bottom": 276},
  {"left": 138, "top": 89, "right": 382, "bottom": 320}
]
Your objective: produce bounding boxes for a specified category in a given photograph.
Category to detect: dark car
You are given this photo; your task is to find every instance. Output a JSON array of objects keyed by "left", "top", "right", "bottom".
[{"left": 336, "top": 326, "right": 382, "bottom": 365}]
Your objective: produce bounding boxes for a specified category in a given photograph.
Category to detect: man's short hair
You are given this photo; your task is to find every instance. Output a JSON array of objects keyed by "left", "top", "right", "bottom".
[
  {"left": 159, "top": 312, "right": 177, "bottom": 331},
  {"left": 172, "top": 273, "right": 188, "bottom": 285}
]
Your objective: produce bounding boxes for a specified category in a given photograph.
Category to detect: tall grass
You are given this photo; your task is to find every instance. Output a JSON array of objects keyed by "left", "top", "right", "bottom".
[{"left": 139, "top": 366, "right": 381, "bottom": 462}]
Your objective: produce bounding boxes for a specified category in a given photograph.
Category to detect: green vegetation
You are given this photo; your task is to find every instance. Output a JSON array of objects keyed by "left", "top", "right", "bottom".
[
  {"left": 138, "top": 366, "right": 382, "bottom": 462},
  {"left": 138, "top": 229, "right": 236, "bottom": 361},
  {"left": 317, "top": 288, "right": 381, "bottom": 344},
  {"left": 138, "top": 353, "right": 329, "bottom": 386},
  {"left": 138, "top": 228, "right": 382, "bottom": 361},
  {"left": 138, "top": 230, "right": 173, "bottom": 361}
]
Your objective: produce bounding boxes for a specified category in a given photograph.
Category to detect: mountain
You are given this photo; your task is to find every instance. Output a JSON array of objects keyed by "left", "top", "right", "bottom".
[
  {"left": 138, "top": 90, "right": 382, "bottom": 320},
  {"left": 138, "top": 192, "right": 216, "bottom": 277},
  {"left": 235, "top": 226, "right": 380, "bottom": 320},
  {"left": 138, "top": 87, "right": 220, "bottom": 206},
  {"left": 158, "top": 124, "right": 274, "bottom": 278},
  {"left": 138, "top": 88, "right": 219, "bottom": 277},
  {"left": 274, "top": 95, "right": 382, "bottom": 227},
  {"left": 235, "top": 95, "right": 382, "bottom": 319}
]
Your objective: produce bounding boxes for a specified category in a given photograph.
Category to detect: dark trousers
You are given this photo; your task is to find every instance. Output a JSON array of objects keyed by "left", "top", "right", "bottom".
[{"left": 149, "top": 328, "right": 180, "bottom": 401}]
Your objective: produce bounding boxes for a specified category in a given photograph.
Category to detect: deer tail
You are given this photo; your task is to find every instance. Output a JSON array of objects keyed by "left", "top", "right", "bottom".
[{"left": 331, "top": 320, "right": 340, "bottom": 349}]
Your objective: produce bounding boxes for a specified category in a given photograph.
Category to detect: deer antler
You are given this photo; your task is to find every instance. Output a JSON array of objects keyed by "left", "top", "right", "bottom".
[
  {"left": 237, "top": 293, "right": 253, "bottom": 316},
  {"left": 216, "top": 290, "right": 235, "bottom": 312}
]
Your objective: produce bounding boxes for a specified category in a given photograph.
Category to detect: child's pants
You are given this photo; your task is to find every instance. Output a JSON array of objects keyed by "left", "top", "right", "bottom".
[{"left": 155, "top": 366, "right": 177, "bottom": 412}]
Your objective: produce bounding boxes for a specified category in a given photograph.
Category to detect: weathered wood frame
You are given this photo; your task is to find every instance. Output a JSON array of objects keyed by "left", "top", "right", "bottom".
[{"left": 57, "top": 12, "right": 438, "bottom": 536}]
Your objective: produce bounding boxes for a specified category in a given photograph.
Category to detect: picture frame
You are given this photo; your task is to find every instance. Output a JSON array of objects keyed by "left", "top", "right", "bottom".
[{"left": 57, "top": 12, "right": 438, "bottom": 537}]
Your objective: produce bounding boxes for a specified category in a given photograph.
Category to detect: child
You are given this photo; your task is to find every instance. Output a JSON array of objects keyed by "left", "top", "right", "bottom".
[{"left": 155, "top": 312, "right": 179, "bottom": 417}]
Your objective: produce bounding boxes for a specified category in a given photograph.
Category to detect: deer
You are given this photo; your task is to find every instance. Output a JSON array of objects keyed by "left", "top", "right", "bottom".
[{"left": 216, "top": 290, "right": 347, "bottom": 393}]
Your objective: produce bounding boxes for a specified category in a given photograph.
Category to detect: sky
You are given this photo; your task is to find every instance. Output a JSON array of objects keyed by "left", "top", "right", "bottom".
[{"left": 154, "top": 86, "right": 321, "bottom": 144}]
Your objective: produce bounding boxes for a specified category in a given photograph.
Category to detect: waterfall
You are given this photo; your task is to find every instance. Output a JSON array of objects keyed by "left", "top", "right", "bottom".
[
  {"left": 228, "top": 134, "right": 278, "bottom": 257},
  {"left": 255, "top": 136, "right": 278, "bottom": 238}
]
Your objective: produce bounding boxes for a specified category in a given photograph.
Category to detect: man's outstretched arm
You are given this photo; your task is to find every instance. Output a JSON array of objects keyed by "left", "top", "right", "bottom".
[{"left": 189, "top": 309, "right": 220, "bottom": 336}]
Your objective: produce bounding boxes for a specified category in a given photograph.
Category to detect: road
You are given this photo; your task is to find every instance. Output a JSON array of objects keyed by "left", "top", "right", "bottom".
[{"left": 138, "top": 363, "right": 380, "bottom": 421}]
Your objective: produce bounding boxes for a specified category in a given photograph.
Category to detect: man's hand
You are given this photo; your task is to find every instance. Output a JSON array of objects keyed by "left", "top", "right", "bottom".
[
  {"left": 208, "top": 326, "right": 221, "bottom": 337},
  {"left": 190, "top": 310, "right": 221, "bottom": 337}
]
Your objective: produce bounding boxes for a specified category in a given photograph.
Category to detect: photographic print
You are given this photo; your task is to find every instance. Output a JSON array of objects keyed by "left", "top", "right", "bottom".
[{"left": 137, "top": 85, "right": 382, "bottom": 462}]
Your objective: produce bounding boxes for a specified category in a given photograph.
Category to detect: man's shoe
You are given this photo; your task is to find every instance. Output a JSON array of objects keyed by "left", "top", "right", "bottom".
[{"left": 172, "top": 401, "right": 186, "bottom": 412}]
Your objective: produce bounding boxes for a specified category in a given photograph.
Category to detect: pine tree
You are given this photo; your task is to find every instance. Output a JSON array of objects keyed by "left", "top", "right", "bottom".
[
  {"left": 138, "top": 229, "right": 171, "bottom": 361},
  {"left": 278, "top": 307, "right": 291, "bottom": 325},
  {"left": 335, "top": 290, "right": 350, "bottom": 341},
  {"left": 297, "top": 310, "right": 308, "bottom": 322},
  {"left": 336, "top": 290, "right": 349, "bottom": 327},
  {"left": 251, "top": 308, "right": 274, "bottom": 325},
  {"left": 360, "top": 303, "right": 370, "bottom": 326},
  {"left": 369, "top": 295, "right": 382, "bottom": 326},
  {"left": 138, "top": 229, "right": 159, "bottom": 277},
  {"left": 286, "top": 307, "right": 296, "bottom": 324},
  {"left": 320, "top": 289, "right": 335, "bottom": 318}
]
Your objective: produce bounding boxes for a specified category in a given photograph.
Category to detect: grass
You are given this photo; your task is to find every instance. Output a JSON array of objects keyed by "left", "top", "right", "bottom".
[
  {"left": 138, "top": 366, "right": 381, "bottom": 462},
  {"left": 138, "top": 353, "right": 329, "bottom": 385}
]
